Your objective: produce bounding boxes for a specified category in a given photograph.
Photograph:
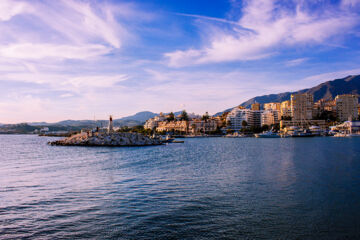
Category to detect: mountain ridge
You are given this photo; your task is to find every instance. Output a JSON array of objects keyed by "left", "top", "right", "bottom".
[{"left": 239, "top": 75, "right": 360, "bottom": 108}]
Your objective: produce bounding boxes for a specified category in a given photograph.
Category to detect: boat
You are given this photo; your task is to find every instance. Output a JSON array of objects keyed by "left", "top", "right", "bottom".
[
  {"left": 280, "top": 134, "right": 291, "bottom": 138},
  {"left": 290, "top": 130, "right": 315, "bottom": 137},
  {"left": 333, "top": 132, "right": 347, "bottom": 137},
  {"left": 225, "top": 132, "right": 247, "bottom": 138},
  {"left": 255, "top": 131, "right": 280, "bottom": 138},
  {"left": 160, "top": 135, "right": 175, "bottom": 143},
  {"left": 333, "top": 132, "right": 360, "bottom": 137},
  {"left": 309, "top": 126, "right": 323, "bottom": 136}
]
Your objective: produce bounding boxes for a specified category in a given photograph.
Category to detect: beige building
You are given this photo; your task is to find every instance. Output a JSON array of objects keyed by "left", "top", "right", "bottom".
[
  {"left": 261, "top": 110, "right": 280, "bottom": 126},
  {"left": 335, "top": 94, "right": 359, "bottom": 122},
  {"left": 251, "top": 103, "right": 260, "bottom": 111},
  {"left": 280, "top": 100, "right": 291, "bottom": 118},
  {"left": 291, "top": 93, "right": 313, "bottom": 120},
  {"left": 144, "top": 113, "right": 166, "bottom": 130},
  {"left": 156, "top": 121, "right": 188, "bottom": 132},
  {"left": 264, "top": 102, "right": 281, "bottom": 111},
  {"left": 188, "top": 119, "right": 218, "bottom": 134}
]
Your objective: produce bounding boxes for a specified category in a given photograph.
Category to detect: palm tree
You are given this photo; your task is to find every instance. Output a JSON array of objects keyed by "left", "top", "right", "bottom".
[
  {"left": 180, "top": 110, "right": 189, "bottom": 121},
  {"left": 242, "top": 120, "right": 248, "bottom": 127},
  {"left": 167, "top": 112, "right": 175, "bottom": 121}
]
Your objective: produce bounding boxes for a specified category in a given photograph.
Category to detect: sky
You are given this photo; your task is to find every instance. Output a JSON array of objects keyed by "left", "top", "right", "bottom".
[{"left": 0, "top": 0, "right": 360, "bottom": 123}]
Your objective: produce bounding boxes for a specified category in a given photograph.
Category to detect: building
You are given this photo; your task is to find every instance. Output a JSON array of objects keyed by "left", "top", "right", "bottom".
[
  {"left": 261, "top": 110, "right": 280, "bottom": 126},
  {"left": 313, "top": 99, "right": 337, "bottom": 119},
  {"left": 226, "top": 108, "right": 261, "bottom": 130},
  {"left": 248, "top": 110, "right": 262, "bottom": 128},
  {"left": 188, "top": 119, "right": 218, "bottom": 134},
  {"left": 291, "top": 93, "right": 313, "bottom": 120},
  {"left": 156, "top": 121, "right": 188, "bottom": 133},
  {"left": 324, "top": 100, "right": 336, "bottom": 112},
  {"left": 264, "top": 102, "right": 281, "bottom": 111},
  {"left": 335, "top": 121, "right": 360, "bottom": 134},
  {"left": 251, "top": 103, "right": 260, "bottom": 111},
  {"left": 226, "top": 108, "right": 250, "bottom": 130},
  {"left": 144, "top": 113, "right": 166, "bottom": 130},
  {"left": 280, "top": 100, "right": 291, "bottom": 118},
  {"left": 335, "top": 94, "right": 359, "bottom": 122}
]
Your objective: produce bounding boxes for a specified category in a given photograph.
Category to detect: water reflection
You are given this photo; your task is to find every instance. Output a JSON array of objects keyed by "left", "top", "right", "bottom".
[{"left": 1, "top": 135, "right": 360, "bottom": 239}]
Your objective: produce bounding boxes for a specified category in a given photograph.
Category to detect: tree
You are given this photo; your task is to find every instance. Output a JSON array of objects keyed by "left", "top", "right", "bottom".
[
  {"left": 202, "top": 112, "right": 210, "bottom": 121},
  {"left": 167, "top": 112, "right": 175, "bottom": 121},
  {"left": 180, "top": 110, "right": 189, "bottom": 121},
  {"left": 226, "top": 120, "right": 231, "bottom": 127},
  {"left": 226, "top": 129, "right": 235, "bottom": 134},
  {"left": 262, "top": 124, "right": 269, "bottom": 131},
  {"left": 242, "top": 120, "right": 248, "bottom": 127}
]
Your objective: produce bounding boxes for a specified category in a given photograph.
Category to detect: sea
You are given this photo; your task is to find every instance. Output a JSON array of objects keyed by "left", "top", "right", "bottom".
[{"left": 1, "top": 135, "right": 360, "bottom": 239}]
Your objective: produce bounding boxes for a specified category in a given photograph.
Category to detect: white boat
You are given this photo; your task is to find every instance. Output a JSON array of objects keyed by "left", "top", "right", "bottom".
[
  {"left": 309, "top": 126, "right": 322, "bottom": 136},
  {"left": 225, "top": 132, "right": 247, "bottom": 138},
  {"left": 333, "top": 132, "right": 347, "bottom": 137},
  {"left": 334, "top": 132, "right": 360, "bottom": 137},
  {"left": 255, "top": 131, "right": 280, "bottom": 138}
]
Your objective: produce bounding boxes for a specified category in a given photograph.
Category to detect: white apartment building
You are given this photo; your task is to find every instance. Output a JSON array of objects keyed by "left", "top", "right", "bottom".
[
  {"left": 226, "top": 108, "right": 262, "bottom": 130},
  {"left": 144, "top": 114, "right": 166, "bottom": 130}
]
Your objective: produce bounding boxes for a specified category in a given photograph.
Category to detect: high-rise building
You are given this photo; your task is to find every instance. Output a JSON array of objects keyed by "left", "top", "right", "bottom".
[
  {"left": 280, "top": 100, "right": 291, "bottom": 118},
  {"left": 261, "top": 110, "right": 280, "bottom": 126},
  {"left": 248, "top": 110, "right": 262, "bottom": 128},
  {"left": 291, "top": 93, "right": 313, "bottom": 120},
  {"left": 251, "top": 103, "right": 260, "bottom": 111},
  {"left": 264, "top": 102, "right": 281, "bottom": 111},
  {"left": 335, "top": 94, "right": 359, "bottom": 122}
]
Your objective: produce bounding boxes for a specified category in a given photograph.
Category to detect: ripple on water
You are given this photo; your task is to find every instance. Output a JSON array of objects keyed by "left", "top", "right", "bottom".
[{"left": 1, "top": 135, "right": 360, "bottom": 239}]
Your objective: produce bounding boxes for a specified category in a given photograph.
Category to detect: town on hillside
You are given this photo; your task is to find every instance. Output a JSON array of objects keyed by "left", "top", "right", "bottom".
[{"left": 144, "top": 93, "right": 360, "bottom": 137}]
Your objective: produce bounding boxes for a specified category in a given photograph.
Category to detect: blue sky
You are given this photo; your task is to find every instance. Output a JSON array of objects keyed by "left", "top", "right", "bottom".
[{"left": 0, "top": 0, "right": 360, "bottom": 123}]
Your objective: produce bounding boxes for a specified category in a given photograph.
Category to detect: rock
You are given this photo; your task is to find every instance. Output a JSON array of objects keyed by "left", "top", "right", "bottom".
[{"left": 48, "top": 132, "right": 162, "bottom": 147}]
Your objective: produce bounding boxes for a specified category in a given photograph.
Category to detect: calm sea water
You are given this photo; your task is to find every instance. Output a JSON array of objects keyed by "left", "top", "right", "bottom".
[{"left": 1, "top": 135, "right": 360, "bottom": 239}]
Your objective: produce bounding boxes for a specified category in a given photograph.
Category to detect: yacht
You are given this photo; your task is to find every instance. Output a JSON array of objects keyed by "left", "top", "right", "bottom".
[{"left": 255, "top": 131, "right": 280, "bottom": 138}]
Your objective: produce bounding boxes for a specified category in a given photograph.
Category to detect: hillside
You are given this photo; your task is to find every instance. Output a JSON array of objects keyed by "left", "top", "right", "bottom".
[{"left": 240, "top": 75, "right": 360, "bottom": 108}]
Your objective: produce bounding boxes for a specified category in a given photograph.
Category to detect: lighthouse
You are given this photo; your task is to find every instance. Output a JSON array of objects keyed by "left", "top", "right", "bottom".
[{"left": 108, "top": 115, "right": 114, "bottom": 133}]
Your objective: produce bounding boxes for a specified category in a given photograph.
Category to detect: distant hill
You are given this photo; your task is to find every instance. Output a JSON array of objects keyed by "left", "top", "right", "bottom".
[
  {"left": 24, "top": 111, "right": 161, "bottom": 129},
  {"left": 240, "top": 75, "right": 360, "bottom": 108},
  {"left": 116, "top": 111, "right": 158, "bottom": 122}
]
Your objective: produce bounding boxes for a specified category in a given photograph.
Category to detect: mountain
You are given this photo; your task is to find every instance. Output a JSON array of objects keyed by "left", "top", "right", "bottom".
[
  {"left": 116, "top": 111, "right": 158, "bottom": 122},
  {"left": 240, "top": 75, "right": 360, "bottom": 108},
  {"left": 24, "top": 111, "right": 160, "bottom": 128}
]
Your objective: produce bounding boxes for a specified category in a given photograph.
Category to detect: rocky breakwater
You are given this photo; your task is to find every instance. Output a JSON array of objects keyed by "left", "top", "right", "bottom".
[{"left": 48, "top": 132, "right": 162, "bottom": 147}]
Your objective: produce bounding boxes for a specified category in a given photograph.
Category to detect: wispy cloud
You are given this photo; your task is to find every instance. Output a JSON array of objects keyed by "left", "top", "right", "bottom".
[
  {"left": 0, "top": 0, "right": 32, "bottom": 21},
  {"left": 0, "top": 43, "right": 112, "bottom": 60},
  {"left": 285, "top": 58, "right": 309, "bottom": 67},
  {"left": 174, "top": 12, "right": 254, "bottom": 32},
  {"left": 165, "top": 0, "right": 360, "bottom": 67},
  {"left": 0, "top": 0, "right": 134, "bottom": 61},
  {"left": 301, "top": 68, "right": 360, "bottom": 86}
]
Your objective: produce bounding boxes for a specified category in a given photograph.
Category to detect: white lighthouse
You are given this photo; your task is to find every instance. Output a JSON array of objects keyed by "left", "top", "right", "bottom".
[{"left": 108, "top": 115, "right": 114, "bottom": 133}]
